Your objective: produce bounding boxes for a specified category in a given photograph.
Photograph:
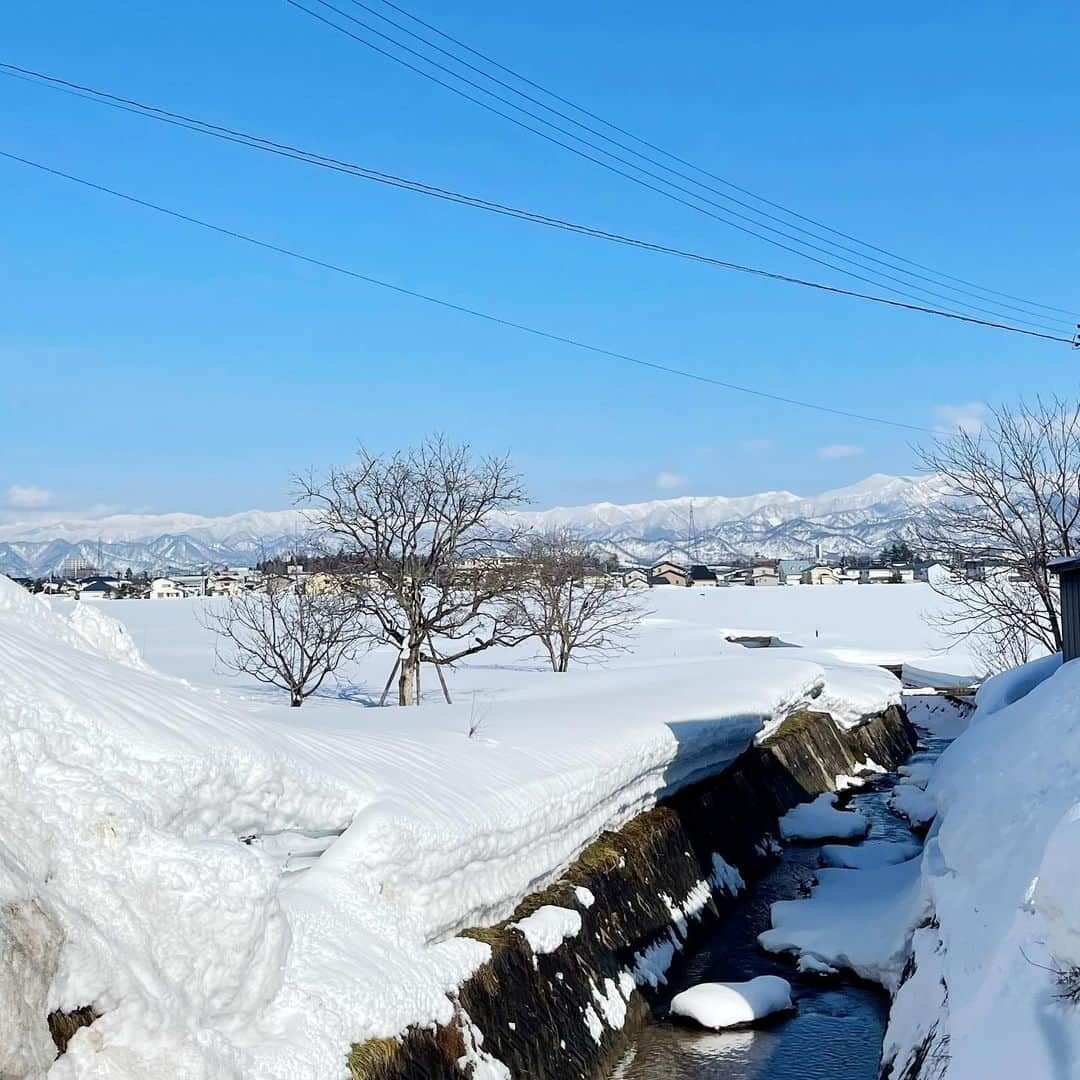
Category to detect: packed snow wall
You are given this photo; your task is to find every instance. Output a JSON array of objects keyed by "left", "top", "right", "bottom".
[
  {"left": 876, "top": 658, "right": 1077, "bottom": 1080},
  {"left": 347, "top": 704, "right": 917, "bottom": 1080}
]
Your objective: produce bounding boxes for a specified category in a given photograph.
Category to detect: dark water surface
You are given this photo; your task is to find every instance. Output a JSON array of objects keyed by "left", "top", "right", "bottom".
[{"left": 611, "top": 721, "right": 953, "bottom": 1080}]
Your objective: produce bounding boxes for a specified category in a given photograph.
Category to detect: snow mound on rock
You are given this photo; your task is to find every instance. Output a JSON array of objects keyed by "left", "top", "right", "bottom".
[
  {"left": 759, "top": 859, "right": 925, "bottom": 992},
  {"left": 779, "top": 793, "right": 870, "bottom": 841},
  {"left": 512, "top": 906, "right": 583, "bottom": 955},
  {"left": 821, "top": 840, "right": 921, "bottom": 869}
]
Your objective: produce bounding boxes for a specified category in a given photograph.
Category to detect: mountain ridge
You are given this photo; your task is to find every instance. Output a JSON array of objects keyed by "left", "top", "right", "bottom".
[{"left": 0, "top": 473, "right": 944, "bottom": 576}]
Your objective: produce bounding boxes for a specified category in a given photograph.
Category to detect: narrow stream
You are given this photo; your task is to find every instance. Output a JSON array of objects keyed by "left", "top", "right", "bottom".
[{"left": 611, "top": 709, "right": 956, "bottom": 1080}]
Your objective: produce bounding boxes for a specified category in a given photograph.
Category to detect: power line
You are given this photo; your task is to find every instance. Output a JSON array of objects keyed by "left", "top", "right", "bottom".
[
  {"left": 0, "top": 148, "right": 961, "bottom": 433},
  {"left": 338, "top": 0, "right": 1075, "bottom": 328},
  {"left": 286, "top": 1, "right": 1062, "bottom": 333},
  {"left": 289, "top": 0, "right": 1075, "bottom": 333},
  {"left": 357, "top": 0, "right": 1080, "bottom": 324},
  {"left": 3, "top": 62, "right": 1072, "bottom": 344}
]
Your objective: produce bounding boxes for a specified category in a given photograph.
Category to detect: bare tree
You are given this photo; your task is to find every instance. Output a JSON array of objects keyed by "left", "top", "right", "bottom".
[
  {"left": 297, "top": 437, "right": 529, "bottom": 706},
  {"left": 970, "top": 613, "right": 1033, "bottom": 675},
  {"left": 202, "top": 585, "right": 366, "bottom": 706},
  {"left": 511, "top": 529, "right": 640, "bottom": 672},
  {"left": 917, "top": 396, "right": 1080, "bottom": 664}
]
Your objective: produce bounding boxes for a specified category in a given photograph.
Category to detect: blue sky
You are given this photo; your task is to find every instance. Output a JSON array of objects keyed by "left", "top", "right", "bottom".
[{"left": 1, "top": 0, "right": 1076, "bottom": 519}]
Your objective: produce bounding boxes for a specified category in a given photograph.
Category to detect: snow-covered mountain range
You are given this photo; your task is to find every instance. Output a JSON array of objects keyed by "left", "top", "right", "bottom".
[{"left": 0, "top": 474, "right": 945, "bottom": 577}]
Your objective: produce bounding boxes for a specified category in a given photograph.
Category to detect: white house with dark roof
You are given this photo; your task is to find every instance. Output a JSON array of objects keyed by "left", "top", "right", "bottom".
[{"left": 76, "top": 577, "right": 122, "bottom": 601}]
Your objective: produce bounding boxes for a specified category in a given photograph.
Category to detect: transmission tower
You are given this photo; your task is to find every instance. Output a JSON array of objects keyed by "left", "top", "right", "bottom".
[{"left": 687, "top": 502, "right": 700, "bottom": 565}]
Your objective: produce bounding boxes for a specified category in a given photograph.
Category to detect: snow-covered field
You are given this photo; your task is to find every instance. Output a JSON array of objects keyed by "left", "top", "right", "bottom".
[
  {"left": 104, "top": 580, "right": 981, "bottom": 697},
  {"left": 1, "top": 581, "right": 976, "bottom": 1078}
]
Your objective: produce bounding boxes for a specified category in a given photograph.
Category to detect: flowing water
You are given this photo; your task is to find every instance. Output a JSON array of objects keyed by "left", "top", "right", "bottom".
[{"left": 611, "top": 709, "right": 957, "bottom": 1080}]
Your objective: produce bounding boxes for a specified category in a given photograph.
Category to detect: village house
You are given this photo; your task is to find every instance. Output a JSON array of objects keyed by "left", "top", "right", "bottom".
[
  {"left": 800, "top": 565, "right": 840, "bottom": 586},
  {"left": 859, "top": 567, "right": 897, "bottom": 584},
  {"left": 748, "top": 565, "right": 780, "bottom": 586},
  {"left": 963, "top": 558, "right": 1020, "bottom": 584},
  {"left": 717, "top": 568, "right": 748, "bottom": 586},
  {"left": 581, "top": 566, "right": 613, "bottom": 588},
  {"left": 265, "top": 574, "right": 301, "bottom": 595},
  {"left": 171, "top": 574, "right": 209, "bottom": 596},
  {"left": 149, "top": 577, "right": 186, "bottom": 599},
  {"left": 620, "top": 567, "right": 649, "bottom": 589},
  {"left": 1049, "top": 557, "right": 1080, "bottom": 662},
  {"left": 76, "top": 577, "right": 123, "bottom": 600},
  {"left": 778, "top": 558, "right": 813, "bottom": 585},
  {"left": 649, "top": 561, "right": 688, "bottom": 587},
  {"left": 206, "top": 574, "right": 248, "bottom": 597},
  {"left": 915, "top": 562, "right": 953, "bottom": 585},
  {"left": 687, "top": 564, "right": 719, "bottom": 587},
  {"left": 305, "top": 571, "right": 347, "bottom": 596}
]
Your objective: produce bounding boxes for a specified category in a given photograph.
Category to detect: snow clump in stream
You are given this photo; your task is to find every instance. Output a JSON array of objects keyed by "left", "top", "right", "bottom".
[{"left": 670, "top": 975, "right": 794, "bottom": 1029}]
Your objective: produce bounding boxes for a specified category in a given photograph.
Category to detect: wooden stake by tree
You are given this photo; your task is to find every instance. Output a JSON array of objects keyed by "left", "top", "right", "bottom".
[
  {"left": 201, "top": 584, "right": 366, "bottom": 706},
  {"left": 917, "top": 396, "right": 1080, "bottom": 670},
  {"left": 511, "top": 528, "right": 639, "bottom": 672},
  {"left": 297, "top": 436, "right": 529, "bottom": 705}
]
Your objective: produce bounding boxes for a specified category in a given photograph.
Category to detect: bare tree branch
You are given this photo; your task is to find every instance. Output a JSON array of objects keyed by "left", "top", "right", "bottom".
[
  {"left": 200, "top": 584, "right": 367, "bottom": 706},
  {"left": 295, "top": 436, "right": 530, "bottom": 705},
  {"left": 917, "top": 397, "right": 1080, "bottom": 669},
  {"left": 509, "top": 528, "right": 641, "bottom": 672}
]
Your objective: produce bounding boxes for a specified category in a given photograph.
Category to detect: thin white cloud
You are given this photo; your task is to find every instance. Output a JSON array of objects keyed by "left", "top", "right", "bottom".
[
  {"left": 740, "top": 438, "right": 774, "bottom": 452},
  {"left": 6, "top": 484, "right": 55, "bottom": 508},
  {"left": 934, "top": 402, "right": 989, "bottom": 434},
  {"left": 655, "top": 471, "right": 688, "bottom": 491},
  {"left": 818, "top": 443, "right": 864, "bottom": 460}
]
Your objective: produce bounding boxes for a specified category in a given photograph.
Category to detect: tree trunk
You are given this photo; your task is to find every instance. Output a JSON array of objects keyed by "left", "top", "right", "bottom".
[
  {"left": 290, "top": 690, "right": 303, "bottom": 707},
  {"left": 398, "top": 645, "right": 421, "bottom": 706},
  {"left": 540, "top": 634, "right": 559, "bottom": 673}
]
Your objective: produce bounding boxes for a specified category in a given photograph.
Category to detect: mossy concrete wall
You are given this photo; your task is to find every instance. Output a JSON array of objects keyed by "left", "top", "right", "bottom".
[{"left": 349, "top": 704, "right": 917, "bottom": 1080}]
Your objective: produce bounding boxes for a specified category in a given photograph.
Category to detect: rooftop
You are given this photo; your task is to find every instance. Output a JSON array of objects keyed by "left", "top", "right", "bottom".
[{"left": 1048, "top": 556, "right": 1080, "bottom": 574}]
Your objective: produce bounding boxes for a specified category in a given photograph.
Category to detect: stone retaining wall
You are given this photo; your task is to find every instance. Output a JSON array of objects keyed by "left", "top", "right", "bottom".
[{"left": 348, "top": 704, "right": 917, "bottom": 1080}]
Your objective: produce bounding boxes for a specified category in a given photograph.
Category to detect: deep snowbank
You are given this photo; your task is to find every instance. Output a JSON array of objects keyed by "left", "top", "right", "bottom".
[
  {"left": 757, "top": 650, "right": 1079, "bottom": 1078},
  {"left": 1, "top": 579, "right": 906, "bottom": 1078},
  {"left": 881, "top": 654, "right": 1080, "bottom": 1078},
  {"left": 970, "top": 650, "right": 1061, "bottom": 719}
]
